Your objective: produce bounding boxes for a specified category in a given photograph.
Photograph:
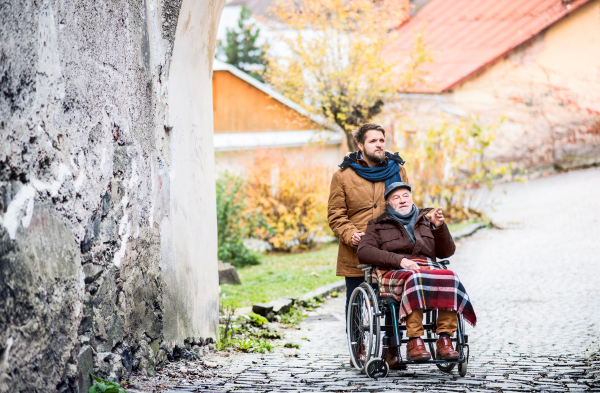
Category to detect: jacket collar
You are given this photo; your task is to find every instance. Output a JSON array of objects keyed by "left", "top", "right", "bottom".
[{"left": 339, "top": 151, "right": 405, "bottom": 170}]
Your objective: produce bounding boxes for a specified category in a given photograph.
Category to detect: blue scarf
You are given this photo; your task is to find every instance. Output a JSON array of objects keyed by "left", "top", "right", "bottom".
[{"left": 348, "top": 158, "right": 402, "bottom": 188}]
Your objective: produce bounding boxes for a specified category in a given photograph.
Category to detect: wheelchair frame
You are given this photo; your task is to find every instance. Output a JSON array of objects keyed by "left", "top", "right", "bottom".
[{"left": 346, "top": 260, "right": 470, "bottom": 379}]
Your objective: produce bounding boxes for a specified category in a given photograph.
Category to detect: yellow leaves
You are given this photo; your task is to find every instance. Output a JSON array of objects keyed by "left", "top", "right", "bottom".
[
  {"left": 399, "top": 115, "right": 514, "bottom": 223},
  {"left": 260, "top": 0, "right": 423, "bottom": 150},
  {"left": 243, "top": 148, "right": 333, "bottom": 251}
]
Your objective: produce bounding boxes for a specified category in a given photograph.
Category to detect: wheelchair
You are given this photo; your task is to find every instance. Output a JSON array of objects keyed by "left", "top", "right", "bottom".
[{"left": 346, "top": 261, "right": 469, "bottom": 379}]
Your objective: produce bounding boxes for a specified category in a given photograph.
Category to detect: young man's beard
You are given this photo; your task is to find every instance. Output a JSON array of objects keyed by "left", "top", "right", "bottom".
[{"left": 364, "top": 149, "right": 385, "bottom": 164}]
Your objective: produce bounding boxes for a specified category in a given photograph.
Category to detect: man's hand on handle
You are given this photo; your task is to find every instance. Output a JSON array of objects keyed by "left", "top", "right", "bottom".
[
  {"left": 427, "top": 207, "right": 445, "bottom": 227},
  {"left": 351, "top": 232, "right": 364, "bottom": 246},
  {"left": 400, "top": 258, "right": 420, "bottom": 270}
]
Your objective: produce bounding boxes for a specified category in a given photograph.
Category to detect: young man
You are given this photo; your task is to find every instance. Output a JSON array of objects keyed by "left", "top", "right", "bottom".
[{"left": 327, "top": 123, "right": 408, "bottom": 316}]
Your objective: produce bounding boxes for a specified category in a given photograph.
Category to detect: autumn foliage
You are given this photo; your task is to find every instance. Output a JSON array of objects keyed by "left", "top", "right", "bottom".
[
  {"left": 263, "top": 0, "right": 429, "bottom": 151},
  {"left": 243, "top": 149, "right": 333, "bottom": 252},
  {"left": 400, "top": 116, "right": 516, "bottom": 223}
]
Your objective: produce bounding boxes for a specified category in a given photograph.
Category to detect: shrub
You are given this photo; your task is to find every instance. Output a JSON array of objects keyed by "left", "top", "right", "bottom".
[
  {"left": 400, "top": 116, "right": 516, "bottom": 223},
  {"left": 216, "top": 172, "right": 261, "bottom": 267},
  {"left": 244, "top": 149, "right": 333, "bottom": 252}
]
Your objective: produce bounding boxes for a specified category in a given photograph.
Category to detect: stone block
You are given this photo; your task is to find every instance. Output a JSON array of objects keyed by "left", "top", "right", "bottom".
[
  {"left": 270, "top": 297, "right": 295, "bottom": 315},
  {"left": 218, "top": 260, "right": 241, "bottom": 285},
  {"left": 252, "top": 303, "right": 273, "bottom": 317}
]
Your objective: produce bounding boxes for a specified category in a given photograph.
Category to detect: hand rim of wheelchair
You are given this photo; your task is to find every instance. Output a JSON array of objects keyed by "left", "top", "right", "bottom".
[
  {"left": 426, "top": 311, "right": 468, "bottom": 373},
  {"left": 347, "top": 283, "right": 380, "bottom": 371}
]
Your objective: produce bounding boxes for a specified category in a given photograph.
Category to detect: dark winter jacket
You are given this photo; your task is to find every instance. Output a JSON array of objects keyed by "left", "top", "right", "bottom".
[{"left": 357, "top": 208, "right": 456, "bottom": 269}]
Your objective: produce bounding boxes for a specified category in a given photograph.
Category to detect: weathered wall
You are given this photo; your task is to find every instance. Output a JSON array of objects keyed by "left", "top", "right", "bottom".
[
  {"left": 0, "top": 0, "right": 224, "bottom": 391},
  {"left": 385, "top": 0, "right": 600, "bottom": 170}
]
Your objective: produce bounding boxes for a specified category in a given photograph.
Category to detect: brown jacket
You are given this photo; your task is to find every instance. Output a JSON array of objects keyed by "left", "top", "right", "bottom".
[
  {"left": 357, "top": 209, "right": 456, "bottom": 269},
  {"left": 327, "top": 152, "right": 408, "bottom": 277}
]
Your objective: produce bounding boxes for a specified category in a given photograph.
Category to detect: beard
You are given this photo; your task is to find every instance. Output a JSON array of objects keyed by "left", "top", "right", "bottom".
[
  {"left": 364, "top": 148, "right": 385, "bottom": 164},
  {"left": 394, "top": 204, "right": 413, "bottom": 215}
]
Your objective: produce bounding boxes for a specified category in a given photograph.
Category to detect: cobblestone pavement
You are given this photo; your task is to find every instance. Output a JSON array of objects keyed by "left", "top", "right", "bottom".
[{"left": 160, "top": 168, "right": 600, "bottom": 392}]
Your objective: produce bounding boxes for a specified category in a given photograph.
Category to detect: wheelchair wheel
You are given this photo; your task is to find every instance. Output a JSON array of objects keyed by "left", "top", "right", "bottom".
[
  {"left": 459, "top": 359, "right": 468, "bottom": 377},
  {"left": 425, "top": 310, "right": 456, "bottom": 373},
  {"left": 458, "top": 314, "right": 468, "bottom": 377},
  {"left": 347, "top": 283, "right": 380, "bottom": 371},
  {"left": 365, "top": 358, "right": 389, "bottom": 379}
]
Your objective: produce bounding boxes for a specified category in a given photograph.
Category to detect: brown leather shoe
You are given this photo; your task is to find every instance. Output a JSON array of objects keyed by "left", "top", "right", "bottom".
[
  {"left": 436, "top": 337, "right": 459, "bottom": 360},
  {"left": 406, "top": 338, "right": 431, "bottom": 362},
  {"left": 385, "top": 345, "right": 404, "bottom": 370},
  {"left": 356, "top": 342, "right": 367, "bottom": 364}
]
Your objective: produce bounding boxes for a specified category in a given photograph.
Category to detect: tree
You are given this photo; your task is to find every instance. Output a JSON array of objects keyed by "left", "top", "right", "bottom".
[
  {"left": 263, "top": 0, "right": 431, "bottom": 151},
  {"left": 218, "top": 5, "right": 268, "bottom": 81}
]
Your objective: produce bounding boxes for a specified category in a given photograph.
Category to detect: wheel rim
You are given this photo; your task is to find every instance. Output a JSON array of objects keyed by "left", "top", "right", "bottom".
[
  {"left": 347, "top": 287, "right": 374, "bottom": 370},
  {"left": 360, "top": 283, "right": 380, "bottom": 358}
]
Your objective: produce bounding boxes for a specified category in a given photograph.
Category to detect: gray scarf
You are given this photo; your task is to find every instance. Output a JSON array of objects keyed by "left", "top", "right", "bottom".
[{"left": 386, "top": 204, "right": 418, "bottom": 244}]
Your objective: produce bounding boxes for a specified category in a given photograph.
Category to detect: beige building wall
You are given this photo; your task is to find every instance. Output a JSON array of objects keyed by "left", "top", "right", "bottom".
[
  {"left": 215, "top": 144, "right": 344, "bottom": 174},
  {"left": 386, "top": 0, "right": 600, "bottom": 170}
]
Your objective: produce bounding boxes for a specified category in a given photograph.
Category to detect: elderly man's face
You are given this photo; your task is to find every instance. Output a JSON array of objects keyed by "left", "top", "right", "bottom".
[{"left": 388, "top": 188, "right": 413, "bottom": 215}]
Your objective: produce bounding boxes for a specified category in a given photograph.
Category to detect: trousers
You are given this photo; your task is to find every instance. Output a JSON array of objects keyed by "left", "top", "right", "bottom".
[{"left": 406, "top": 309, "right": 457, "bottom": 337}]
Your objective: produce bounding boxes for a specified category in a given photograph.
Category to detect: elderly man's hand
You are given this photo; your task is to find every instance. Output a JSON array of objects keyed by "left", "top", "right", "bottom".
[
  {"left": 351, "top": 232, "right": 364, "bottom": 246},
  {"left": 427, "top": 207, "right": 445, "bottom": 227},
  {"left": 400, "top": 258, "right": 420, "bottom": 270}
]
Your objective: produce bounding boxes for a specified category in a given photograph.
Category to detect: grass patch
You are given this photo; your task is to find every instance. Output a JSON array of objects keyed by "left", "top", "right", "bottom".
[
  {"left": 220, "top": 243, "right": 339, "bottom": 307},
  {"left": 447, "top": 218, "right": 485, "bottom": 233},
  {"left": 284, "top": 342, "right": 300, "bottom": 349}
]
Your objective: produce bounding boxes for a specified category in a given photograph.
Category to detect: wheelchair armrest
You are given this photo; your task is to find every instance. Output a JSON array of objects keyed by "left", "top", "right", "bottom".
[
  {"left": 438, "top": 260, "right": 450, "bottom": 267},
  {"left": 357, "top": 264, "right": 372, "bottom": 271}
]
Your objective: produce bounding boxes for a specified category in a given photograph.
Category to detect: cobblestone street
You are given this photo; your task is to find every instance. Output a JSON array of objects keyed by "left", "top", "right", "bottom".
[{"left": 164, "top": 168, "right": 600, "bottom": 393}]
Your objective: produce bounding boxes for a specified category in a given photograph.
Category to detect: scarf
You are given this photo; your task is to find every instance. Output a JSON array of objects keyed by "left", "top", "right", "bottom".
[
  {"left": 348, "top": 158, "right": 401, "bottom": 188},
  {"left": 386, "top": 204, "right": 418, "bottom": 244}
]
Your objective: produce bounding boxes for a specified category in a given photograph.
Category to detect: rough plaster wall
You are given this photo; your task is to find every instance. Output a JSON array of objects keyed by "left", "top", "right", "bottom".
[
  {"left": 0, "top": 0, "right": 224, "bottom": 392},
  {"left": 385, "top": 0, "right": 600, "bottom": 170}
]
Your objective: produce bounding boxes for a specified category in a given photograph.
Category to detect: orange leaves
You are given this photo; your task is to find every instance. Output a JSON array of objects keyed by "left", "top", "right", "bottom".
[{"left": 243, "top": 149, "right": 333, "bottom": 252}]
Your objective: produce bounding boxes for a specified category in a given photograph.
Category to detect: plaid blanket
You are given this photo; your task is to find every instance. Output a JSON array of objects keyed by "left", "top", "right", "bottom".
[{"left": 374, "top": 258, "right": 477, "bottom": 327}]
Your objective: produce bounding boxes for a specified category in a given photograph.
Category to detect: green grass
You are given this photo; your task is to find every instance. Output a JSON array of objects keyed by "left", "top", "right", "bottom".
[
  {"left": 447, "top": 218, "right": 485, "bottom": 233},
  {"left": 220, "top": 243, "right": 339, "bottom": 308}
]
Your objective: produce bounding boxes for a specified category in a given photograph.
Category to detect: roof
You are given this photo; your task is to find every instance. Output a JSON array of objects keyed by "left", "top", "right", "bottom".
[
  {"left": 212, "top": 59, "right": 330, "bottom": 129},
  {"left": 389, "top": 0, "right": 593, "bottom": 93},
  {"left": 213, "top": 130, "right": 342, "bottom": 151}
]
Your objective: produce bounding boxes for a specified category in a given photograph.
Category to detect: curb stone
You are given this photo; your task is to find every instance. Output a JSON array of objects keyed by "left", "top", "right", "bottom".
[
  {"left": 451, "top": 222, "right": 487, "bottom": 240},
  {"left": 298, "top": 279, "right": 346, "bottom": 306}
]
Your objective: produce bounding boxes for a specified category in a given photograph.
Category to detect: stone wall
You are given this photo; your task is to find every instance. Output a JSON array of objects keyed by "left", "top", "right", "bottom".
[{"left": 0, "top": 0, "right": 224, "bottom": 392}]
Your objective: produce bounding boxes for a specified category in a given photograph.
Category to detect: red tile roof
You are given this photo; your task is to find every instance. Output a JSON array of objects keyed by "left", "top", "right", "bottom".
[{"left": 389, "top": 0, "right": 593, "bottom": 93}]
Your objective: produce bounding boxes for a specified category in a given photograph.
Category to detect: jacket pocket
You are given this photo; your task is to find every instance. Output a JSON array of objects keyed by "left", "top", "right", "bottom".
[
  {"left": 378, "top": 228, "right": 401, "bottom": 243},
  {"left": 346, "top": 185, "right": 373, "bottom": 215}
]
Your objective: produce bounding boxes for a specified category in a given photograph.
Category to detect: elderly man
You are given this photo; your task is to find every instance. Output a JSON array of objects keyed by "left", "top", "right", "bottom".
[{"left": 357, "top": 182, "right": 476, "bottom": 368}]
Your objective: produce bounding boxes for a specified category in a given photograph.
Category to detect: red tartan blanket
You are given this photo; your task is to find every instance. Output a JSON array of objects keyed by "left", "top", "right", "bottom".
[{"left": 374, "top": 258, "right": 477, "bottom": 327}]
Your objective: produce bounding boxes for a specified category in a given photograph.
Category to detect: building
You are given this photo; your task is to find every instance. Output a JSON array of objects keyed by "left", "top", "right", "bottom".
[
  {"left": 385, "top": 0, "right": 600, "bottom": 170},
  {"left": 212, "top": 59, "right": 342, "bottom": 171}
]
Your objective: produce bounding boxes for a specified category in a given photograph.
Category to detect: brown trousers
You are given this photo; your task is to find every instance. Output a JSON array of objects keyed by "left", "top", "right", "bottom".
[{"left": 405, "top": 309, "right": 457, "bottom": 337}]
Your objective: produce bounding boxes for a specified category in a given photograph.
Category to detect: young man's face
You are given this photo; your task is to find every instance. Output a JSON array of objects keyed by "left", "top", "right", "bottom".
[{"left": 358, "top": 130, "right": 385, "bottom": 163}]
